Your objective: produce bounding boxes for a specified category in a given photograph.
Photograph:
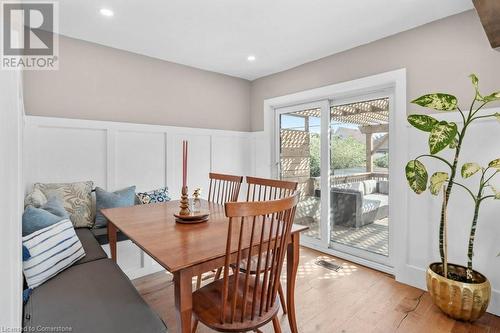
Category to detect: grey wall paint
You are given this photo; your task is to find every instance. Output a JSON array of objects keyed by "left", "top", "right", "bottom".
[
  {"left": 250, "top": 10, "right": 500, "bottom": 131},
  {"left": 23, "top": 35, "right": 252, "bottom": 131}
]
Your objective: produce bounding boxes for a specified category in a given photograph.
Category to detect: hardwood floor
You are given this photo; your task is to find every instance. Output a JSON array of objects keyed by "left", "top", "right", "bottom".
[{"left": 133, "top": 247, "right": 500, "bottom": 333}]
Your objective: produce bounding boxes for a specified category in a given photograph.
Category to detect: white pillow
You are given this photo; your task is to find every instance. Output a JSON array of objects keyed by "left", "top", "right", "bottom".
[
  {"left": 363, "top": 180, "right": 378, "bottom": 195},
  {"left": 22, "top": 219, "right": 85, "bottom": 289}
]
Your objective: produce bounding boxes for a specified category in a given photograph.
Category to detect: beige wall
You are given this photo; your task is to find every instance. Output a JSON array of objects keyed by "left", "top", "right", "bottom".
[
  {"left": 23, "top": 10, "right": 500, "bottom": 132},
  {"left": 23, "top": 35, "right": 252, "bottom": 131},
  {"left": 250, "top": 10, "right": 500, "bottom": 131}
]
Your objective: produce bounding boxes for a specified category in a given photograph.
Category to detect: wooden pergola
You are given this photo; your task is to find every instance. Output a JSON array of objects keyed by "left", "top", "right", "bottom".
[{"left": 294, "top": 97, "right": 389, "bottom": 172}]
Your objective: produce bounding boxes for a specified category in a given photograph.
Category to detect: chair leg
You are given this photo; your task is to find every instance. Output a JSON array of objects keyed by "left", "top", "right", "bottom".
[
  {"left": 196, "top": 274, "right": 202, "bottom": 290},
  {"left": 192, "top": 319, "right": 199, "bottom": 333},
  {"left": 272, "top": 315, "right": 282, "bottom": 333},
  {"left": 278, "top": 282, "right": 287, "bottom": 314},
  {"left": 214, "top": 267, "right": 222, "bottom": 280}
]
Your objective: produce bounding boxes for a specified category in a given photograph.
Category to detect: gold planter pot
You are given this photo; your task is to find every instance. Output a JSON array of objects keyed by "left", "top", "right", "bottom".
[{"left": 426, "top": 262, "right": 491, "bottom": 321}]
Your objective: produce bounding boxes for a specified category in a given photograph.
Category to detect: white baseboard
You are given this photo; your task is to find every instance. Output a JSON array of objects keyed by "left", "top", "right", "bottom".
[{"left": 125, "top": 264, "right": 165, "bottom": 280}]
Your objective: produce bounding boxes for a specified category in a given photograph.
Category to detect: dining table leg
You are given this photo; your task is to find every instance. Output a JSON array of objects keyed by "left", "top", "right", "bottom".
[
  {"left": 286, "top": 232, "right": 300, "bottom": 333},
  {"left": 107, "top": 222, "right": 117, "bottom": 262},
  {"left": 174, "top": 269, "right": 193, "bottom": 333}
]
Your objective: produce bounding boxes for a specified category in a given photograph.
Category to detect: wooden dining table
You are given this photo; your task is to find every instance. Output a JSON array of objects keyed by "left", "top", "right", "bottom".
[{"left": 102, "top": 199, "right": 308, "bottom": 333}]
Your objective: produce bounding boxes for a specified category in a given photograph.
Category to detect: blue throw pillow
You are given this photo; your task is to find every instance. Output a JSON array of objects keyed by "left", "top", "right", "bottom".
[
  {"left": 95, "top": 186, "right": 136, "bottom": 228},
  {"left": 137, "top": 187, "right": 171, "bottom": 204},
  {"left": 22, "top": 197, "right": 69, "bottom": 236}
]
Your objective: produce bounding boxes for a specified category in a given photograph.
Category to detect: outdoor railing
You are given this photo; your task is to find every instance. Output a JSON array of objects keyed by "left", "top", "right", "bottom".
[
  {"left": 330, "top": 172, "right": 388, "bottom": 186},
  {"left": 311, "top": 172, "right": 388, "bottom": 189}
]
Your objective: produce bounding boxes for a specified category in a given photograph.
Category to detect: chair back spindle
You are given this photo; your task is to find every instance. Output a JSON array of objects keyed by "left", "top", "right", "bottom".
[
  {"left": 208, "top": 173, "right": 244, "bottom": 205},
  {"left": 246, "top": 176, "right": 298, "bottom": 202}
]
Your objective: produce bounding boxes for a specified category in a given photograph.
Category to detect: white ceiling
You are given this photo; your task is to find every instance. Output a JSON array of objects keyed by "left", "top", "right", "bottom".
[{"left": 56, "top": 0, "right": 473, "bottom": 80}]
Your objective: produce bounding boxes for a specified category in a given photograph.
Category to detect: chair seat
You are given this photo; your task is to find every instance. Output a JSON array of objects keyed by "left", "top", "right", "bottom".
[
  {"left": 193, "top": 272, "right": 279, "bottom": 332},
  {"left": 231, "top": 254, "right": 274, "bottom": 274}
]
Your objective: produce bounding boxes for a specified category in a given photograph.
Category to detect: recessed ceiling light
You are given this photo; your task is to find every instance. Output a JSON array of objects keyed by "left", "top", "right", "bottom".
[
  {"left": 100, "top": 8, "right": 114, "bottom": 17},
  {"left": 247, "top": 55, "right": 256, "bottom": 62}
]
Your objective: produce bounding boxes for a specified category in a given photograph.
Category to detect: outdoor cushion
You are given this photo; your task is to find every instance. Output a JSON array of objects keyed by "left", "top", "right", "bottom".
[
  {"left": 74, "top": 228, "right": 107, "bottom": 265},
  {"left": 95, "top": 186, "right": 136, "bottom": 228},
  {"left": 32, "top": 181, "right": 95, "bottom": 228},
  {"left": 363, "top": 193, "right": 389, "bottom": 208},
  {"left": 23, "top": 259, "right": 167, "bottom": 333},
  {"left": 333, "top": 181, "right": 364, "bottom": 195},
  {"left": 378, "top": 180, "right": 389, "bottom": 194},
  {"left": 363, "top": 180, "right": 378, "bottom": 195}
]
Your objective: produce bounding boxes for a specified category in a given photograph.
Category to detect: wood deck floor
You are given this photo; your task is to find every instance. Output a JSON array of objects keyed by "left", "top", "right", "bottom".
[{"left": 133, "top": 247, "right": 500, "bottom": 333}]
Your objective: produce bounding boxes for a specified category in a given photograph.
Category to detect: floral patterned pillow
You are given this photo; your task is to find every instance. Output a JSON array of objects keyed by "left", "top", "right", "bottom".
[
  {"left": 30, "top": 181, "right": 94, "bottom": 228},
  {"left": 137, "top": 187, "right": 171, "bottom": 205}
]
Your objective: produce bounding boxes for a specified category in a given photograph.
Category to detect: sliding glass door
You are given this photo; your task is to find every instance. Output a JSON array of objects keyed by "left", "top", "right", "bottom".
[
  {"left": 276, "top": 93, "right": 393, "bottom": 270},
  {"left": 276, "top": 101, "right": 330, "bottom": 243}
]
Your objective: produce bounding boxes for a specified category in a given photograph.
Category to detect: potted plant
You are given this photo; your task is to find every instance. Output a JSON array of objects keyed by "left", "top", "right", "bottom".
[{"left": 405, "top": 74, "right": 500, "bottom": 321}]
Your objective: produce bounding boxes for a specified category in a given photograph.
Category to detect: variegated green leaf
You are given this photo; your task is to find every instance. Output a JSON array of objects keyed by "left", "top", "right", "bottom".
[
  {"left": 429, "top": 121, "right": 458, "bottom": 154},
  {"left": 489, "top": 158, "right": 500, "bottom": 169},
  {"left": 461, "top": 163, "right": 481, "bottom": 178},
  {"left": 492, "top": 186, "right": 500, "bottom": 200},
  {"left": 407, "top": 114, "right": 439, "bottom": 132},
  {"left": 411, "top": 93, "right": 458, "bottom": 111},
  {"left": 470, "top": 74, "right": 479, "bottom": 87},
  {"left": 405, "top": 160, "right": 428, "bottom": 194},
  {"left": 449, "top": 137, "right": 458, "bottom": 149},
  {"left": 430, "top": 172, "right": 449, "bottom": 196},
  {"left": 495, "top": 113, "right": 500, "bottom": 123},
  {"left": 469, "top": 74, "right": 483, "bottom": 100},
  {"left": 482, "top": 91, "right": 500, "bottom": 103}
]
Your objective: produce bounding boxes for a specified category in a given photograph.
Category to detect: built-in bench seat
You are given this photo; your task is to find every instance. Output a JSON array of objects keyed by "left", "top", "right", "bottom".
[{"left": 23, "top": 228, "right": 167, "bottom": 333}]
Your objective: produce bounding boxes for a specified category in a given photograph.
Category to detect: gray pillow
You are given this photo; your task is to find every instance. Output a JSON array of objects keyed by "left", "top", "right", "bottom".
[
  {"left": 95, "top": 186, "right": 136, "bottom": 228},
  {"left": 378, "top": 180, "right": 389, "bottom": 194},
  {"left": 22, "top": 197, "right": 69, "bottom": 236}
]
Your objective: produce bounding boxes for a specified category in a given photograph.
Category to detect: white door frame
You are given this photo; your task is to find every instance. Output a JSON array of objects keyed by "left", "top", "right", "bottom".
[{"left": 262, "top": 69, "right": 408, "bottom": 275}]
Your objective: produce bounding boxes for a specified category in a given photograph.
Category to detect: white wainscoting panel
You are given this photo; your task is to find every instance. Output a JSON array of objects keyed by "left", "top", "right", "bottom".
[
  {"left": 25, "top": 126, "right": 107, "bottom": 190},
  {"left": 167, "top": 133, "right": 212, "bottom": 199},
  {"left": 24, "top": 116, "right": 256, "bottom": 279},
  {"left": 115, "top": 130, "right": 167, "bottom": 192}
]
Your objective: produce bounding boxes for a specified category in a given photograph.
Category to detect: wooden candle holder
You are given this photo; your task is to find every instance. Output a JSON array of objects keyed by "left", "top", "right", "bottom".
[{"left": 179, "top": 186, "right": 190, "bottom": 215}]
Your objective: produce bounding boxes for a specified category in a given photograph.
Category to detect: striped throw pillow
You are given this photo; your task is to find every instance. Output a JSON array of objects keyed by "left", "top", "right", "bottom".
[{"left": 22, "top": 219, "right": 85, "bottom": 289}]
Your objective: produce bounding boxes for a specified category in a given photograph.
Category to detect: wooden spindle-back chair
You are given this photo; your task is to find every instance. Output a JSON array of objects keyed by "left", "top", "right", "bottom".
[
  {"left": 246, "top": 176, "right": 298, "bottom": 202},
  {"left": 197, "top": 172, "right": 244, "bottom": 289},
  {"left": 192, "top": 194, "right": 299, "bottom": 333},
  {"left": 239, "top": 176, "right": 298, "bottom": 314},
  {"left": 208, "top": 172, "right": 244, "bottom": 205}
]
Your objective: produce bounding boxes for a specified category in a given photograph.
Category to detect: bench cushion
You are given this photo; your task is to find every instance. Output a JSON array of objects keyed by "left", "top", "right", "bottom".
[
  {"left": 74, "top": 228, "right": 107, "bottom": 265},
  {"left": 24, "top": 259, "right": 167, "bottom": 333},
  {"left": 91, "top": 227, "right": 129, "bottom": 245}
]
